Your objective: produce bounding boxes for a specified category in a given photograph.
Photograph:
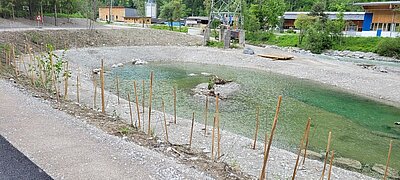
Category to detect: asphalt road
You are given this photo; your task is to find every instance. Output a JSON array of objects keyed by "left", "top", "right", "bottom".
[{"left": 0, "top": 135, "right": 52, "bottom": 180}]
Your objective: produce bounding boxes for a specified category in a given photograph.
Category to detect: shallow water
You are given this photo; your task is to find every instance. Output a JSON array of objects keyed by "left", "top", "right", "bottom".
[{"left": 105, "top": 61, "right": 400, "bottom": 169}]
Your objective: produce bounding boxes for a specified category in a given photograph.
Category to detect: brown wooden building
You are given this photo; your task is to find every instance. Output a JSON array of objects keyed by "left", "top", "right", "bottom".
[
  {"left": 98, "top": 6, "right": 151, "bottom": 24},
  {"left": 283, "top": 12, "right": 365, "bottom": 32},
  {"left": 354, "top": 1, "right": 400, "bottom": 33}
]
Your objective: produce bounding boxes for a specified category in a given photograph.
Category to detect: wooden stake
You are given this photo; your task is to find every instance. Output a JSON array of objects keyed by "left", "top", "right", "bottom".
[
  {"left": 302, "top": 118, "right": 312, "bottom": 165},
  {"left": 173, "top": 86, "right": 177, "bottom": 124},
  {"left": 253, "top": 106, "right": 260, "bottom": 149},
  {"left": 100, "top": 59, "right": 105, "bottom": 113},
  {"left": 93, "top": 75, "right": 97, "bottom": 108},
  {"left": 292, "top": 118, "right": 311, "bottom": 180},
  {"left": 128, "top": 92, "right": 134, "bottom": 127},
  {"left": 189, "top": 112, "right": 195, "bottom": 148},
  {"left": 147, "top": 71, "right": 154, "bottom": 135},
  {"left": 321, "top": 131, "right": 332, "bottom": 180},
  {"left": 259, "top": 95, "right": 282, "bottom": 180},
  {"left": 211, "top": 115, "right": 216, "bottom": 161},
  {"left": 142, "top": 79, "right": 145, "bottom": 131},
  {"left": 116, "top": 74, "right": 120, "bottom": 104},
  {"left": 134, "top": 81, "right": 141, "bottom": 129},
  {"left": 162, "top": 98, "right": 169, "bottom": 142},
  {"left": 216, "top": 95, "right": 221, "bottom": 159},
  {"left": 64, "top": 61, "right": 69, "bottom": 100},
  {"left": 76, "top": 75, "right": 80, "bottom": 103},
  {"left": 383, "top": 140, "right": 393, "bottom": 180},
  {"left": 204, "top": 96, "right": 209, "bottom": 136},
  {"left": 327, "top": 150, "right": 335, "bottom": 180}
]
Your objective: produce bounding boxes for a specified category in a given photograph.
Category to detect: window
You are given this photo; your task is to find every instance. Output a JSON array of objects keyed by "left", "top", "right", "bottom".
[
  {"left": 106, "top": 15, "right": 108, "bottom": 20},
  {"left": 116, "top": 15, "right": 118, "bottom": 20}
]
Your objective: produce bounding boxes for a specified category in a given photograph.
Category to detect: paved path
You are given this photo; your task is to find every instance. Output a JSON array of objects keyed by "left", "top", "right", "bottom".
[
  {"left": 0, "top": 79, "right": 212, "bottom": 179},
  {"left": 0, "top": 135, "right": 52, "bottom": 179}
]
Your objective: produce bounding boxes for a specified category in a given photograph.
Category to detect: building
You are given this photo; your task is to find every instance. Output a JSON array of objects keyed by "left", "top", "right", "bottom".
[
  {"left": 146, "top": 0, "right": 157, "bottom": 18},
  {"left": 185, "top": 16, "right": 209, "bottom": 27},
  {"left": 354, "top": 1, "right": 400, "bottom": 37},
  {"left": 283, "top": 12, "right": 365, "bottom": 32},
  {"left": 98, "top": 6, "right": 151, "bottom": 24}
]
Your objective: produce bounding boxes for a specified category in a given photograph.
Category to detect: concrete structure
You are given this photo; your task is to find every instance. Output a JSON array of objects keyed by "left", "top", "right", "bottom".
[
  {"left": 146, "top": 0, "right": 157, "bottom": 18},
  {"left": 283, "top": 12, "right": 365, "bottom": 32},
  {"left": 354, "top": 1, "right": 400, "bottom": 37},
  {"left": 185, "top": 16, "right": 209, "bottom": 27},
  {"left": 99, "top": 6, "right": 151, "bottom": 24}
]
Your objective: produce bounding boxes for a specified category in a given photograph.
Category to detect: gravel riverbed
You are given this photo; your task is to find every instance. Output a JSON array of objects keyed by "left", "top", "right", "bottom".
[{"left": 53, "top": 45, "right": 400, "bottom": 179}]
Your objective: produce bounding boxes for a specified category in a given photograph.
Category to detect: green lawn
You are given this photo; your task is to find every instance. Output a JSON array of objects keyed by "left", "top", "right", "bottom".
[{"left": 246, "top": 32, "right": 391, "bottom": 53}]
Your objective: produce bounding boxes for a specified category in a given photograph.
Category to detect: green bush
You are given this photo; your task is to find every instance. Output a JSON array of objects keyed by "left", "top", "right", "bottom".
[
  {"left": 246, "top": 31, "right": 275, "bottom": 45},
  {"left": 376, "top": 37, "right": 400, "bottom": 59},
  {"left": 150, "top": 25, "right": 188, "bottom": 33},
  {"left": 332, "top": 37, "right": 382, "bottom": 52},
  {"left": 44, "top": 12, "right": 86, "bottom": 18}
]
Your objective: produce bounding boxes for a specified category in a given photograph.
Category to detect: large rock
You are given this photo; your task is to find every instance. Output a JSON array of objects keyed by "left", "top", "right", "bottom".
[
  {"left": 192, "top": 82, "right": 240, "bottom": 100},
  {"left": 334, "top": 157, "right": 362, "bottom": 170},
  {"left": 372, "top": 164, "right": 399, "bottom": 179},
  {"left": 243, "top": 47, "right": 254, "bottom": 55},
  {"left": 300, "top": 149, "right": 323, "bottom": 160}
]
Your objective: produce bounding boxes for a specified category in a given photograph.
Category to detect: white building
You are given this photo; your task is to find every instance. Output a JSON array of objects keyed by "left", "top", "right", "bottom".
[{"left": 145, "top": 0, "right": 157, "bottom": 18}]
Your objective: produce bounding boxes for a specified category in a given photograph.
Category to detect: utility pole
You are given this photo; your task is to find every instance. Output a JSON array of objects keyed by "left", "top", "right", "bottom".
[
  {"left": 108, "top": 0, "right": 113, "bottom": 23},
  {"left": 54, "top": 0, "right": 58, "bottom": 26}
]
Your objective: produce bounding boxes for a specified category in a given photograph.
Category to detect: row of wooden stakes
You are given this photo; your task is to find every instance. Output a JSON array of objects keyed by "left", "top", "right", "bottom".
[{"left": 1, "top": 45, "right": 395, "bottom": 180}]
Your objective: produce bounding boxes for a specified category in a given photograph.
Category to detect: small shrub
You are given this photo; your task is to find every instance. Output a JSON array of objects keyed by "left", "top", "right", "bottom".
[{"left": 376, "top": 37, "right": 400, "bottom": 59}]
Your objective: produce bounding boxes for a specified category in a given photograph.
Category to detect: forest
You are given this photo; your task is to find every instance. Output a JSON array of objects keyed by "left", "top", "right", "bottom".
[{"left": 0, "top": 0, "right": 394, "bottom": 20}]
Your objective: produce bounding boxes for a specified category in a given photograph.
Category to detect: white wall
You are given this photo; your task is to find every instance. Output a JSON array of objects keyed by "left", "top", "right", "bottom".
[
  {"left": 344, "top": 31, "right": 400, "bottom": 38},
  {"left": 145, "top": 3, "right": 157, "bottom": 18}
]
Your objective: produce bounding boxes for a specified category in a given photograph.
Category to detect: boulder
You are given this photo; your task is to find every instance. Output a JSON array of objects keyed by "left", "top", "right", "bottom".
[
  {"left": 92, "top": 68, "right": 101, "bottom": 74},
  {"left": 132, "top": 59, "right": 148, "bottom": 65},
  {"left": 395, "top": 122, "right": 400, "bottom": 125},
  {"left": 117, "top": 63, "right": 124, "bottom": 67},
  {"left": 334, "top": 157, "right": 362, "bottom": 170},
  {"left": 372, "top": 164, "right": 399, "bottom": 179},
  {"left": 192, "top": 82, "right": 240, "bottom": 100},
  {"left": 300, "top": 149, "right": 323, "bottom": 160},
  {"left": 111, "top": 64, "right": 118, "bottom": 68},
  {"left": 243, "top": 47, "right": 254, "bottom": 55}
]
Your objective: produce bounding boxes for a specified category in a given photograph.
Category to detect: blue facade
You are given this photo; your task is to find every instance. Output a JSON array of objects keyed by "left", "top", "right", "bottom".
[{"left": 362, "top": 13, "right": 373, "bottom": 31}]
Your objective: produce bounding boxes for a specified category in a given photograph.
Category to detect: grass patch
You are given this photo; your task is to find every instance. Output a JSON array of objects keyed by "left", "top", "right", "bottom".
[
  {"left": 246, "top": 31, "right": 397, "bottom": 55},
  {"left": 151, "top": 25, "right": 188, "bottom": 33},
  {"left": 44, "top": 12, "right": 86, "bottom": 19},
  {"left": 332, "top": 37, "right": 383, "bottom": 53}
]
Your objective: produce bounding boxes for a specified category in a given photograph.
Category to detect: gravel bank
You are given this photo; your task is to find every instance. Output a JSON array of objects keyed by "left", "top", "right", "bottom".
[{"left": 54, "top": 45, "right": 399, "bottom": 179}]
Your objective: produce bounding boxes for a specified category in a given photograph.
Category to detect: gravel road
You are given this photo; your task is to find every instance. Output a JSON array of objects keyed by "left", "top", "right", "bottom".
[{"left": 0, "top": 79, "right": 213, "bottom": 179}]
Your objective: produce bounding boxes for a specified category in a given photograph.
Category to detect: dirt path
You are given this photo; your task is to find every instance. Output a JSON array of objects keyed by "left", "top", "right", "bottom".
[{"left": 0, "top": 79, "right": 213, "bottom": 179}]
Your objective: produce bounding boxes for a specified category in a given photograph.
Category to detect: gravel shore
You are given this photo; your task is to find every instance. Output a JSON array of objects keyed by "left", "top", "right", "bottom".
[{"left": 54, "top": 45, "right": 400, "bottom": 179}]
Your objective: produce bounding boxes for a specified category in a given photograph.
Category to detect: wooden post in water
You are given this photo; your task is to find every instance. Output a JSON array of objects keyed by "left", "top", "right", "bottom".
[
  {"left": 211, "top": 115, "right": 216, "bottom": 161},
  {"left": 100, "top": 59, "right": 105, "bottom": 113},
  {"left": 383, "top": 140, "right": 393, "bottom": 180},
  {"left": 147, "top": 71, "right": 154, "bottom": 135},
  {"left": 216, "top": 95, "right": 221, "bottom": 159},
  {"left": 204, "top": 96, "right": 209, "bottom": 136},
  {"left": 142, "top": 79, "right": 145, "bottom": 130},
  {"left": 173, "top": 86, "right": 177, "bottom": 124},
  {"left": 116, "top": 74, "right": 120, "bottom": 104},
  {"left": 292, "top": 118, "right": 311, "bottom": 180},
  {"left": 162, "top": 98, "right": 169, "bottom": 142},
  {"left": 189, "top": 112, "right": 195, "bottom": 148},
  {"left": 259, "top": 95, "right": 282, "bottom": 180},
  {"left": 321, "top": 131, "right": 332, "bottom": 180},
  {"left": 134, "top": 81, "right": 141, "bottom": 129},
  {"left": 302, "top": 118, "right": 312, "bottom": 165},
  {"left": 327, "top": 150, "right": 335, "bottom": 180},
  {"left": 128, "top": 92, "right": 134, "bottom": 127},
  {"left": 253, "top": 106, "right": 260, "bottom": 149}
]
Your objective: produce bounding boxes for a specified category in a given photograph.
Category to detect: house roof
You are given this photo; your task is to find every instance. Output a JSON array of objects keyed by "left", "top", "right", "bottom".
[
  {"left": 99, "top": 6, "right": 129, "bottom": 9},
  {"left": 353, "top": 1, "right": 400, "bottom": 6},
  {"left": 283, "top": 12, "right": 365, "bottom": 21}
]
